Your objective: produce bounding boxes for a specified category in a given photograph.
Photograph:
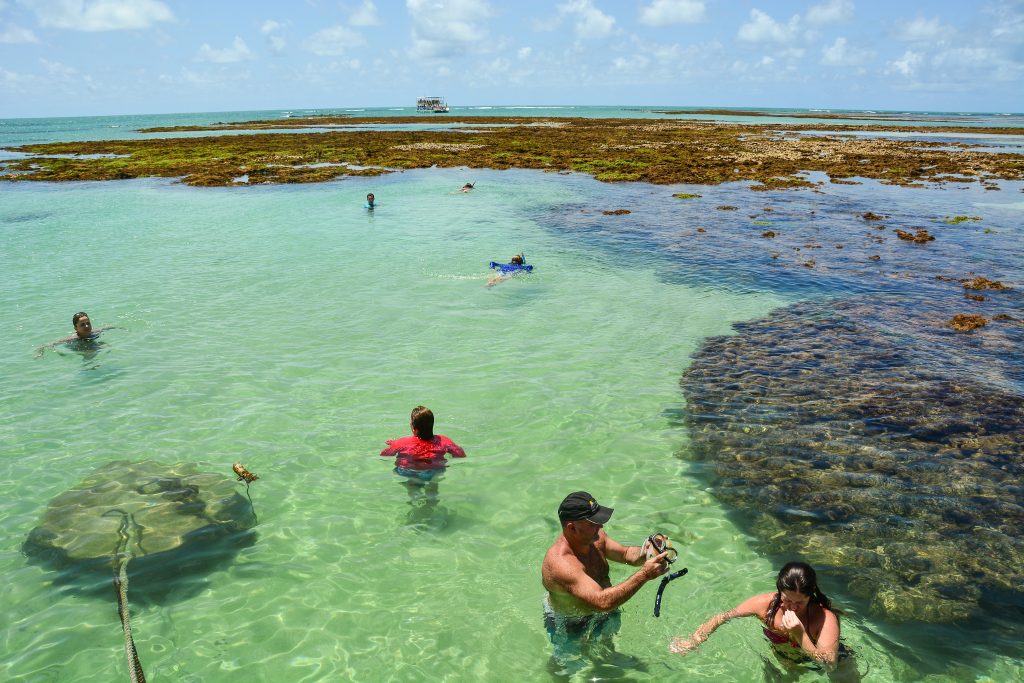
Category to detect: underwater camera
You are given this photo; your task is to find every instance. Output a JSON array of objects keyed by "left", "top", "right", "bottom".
[{"left": 645, "top": 533, "right": 679, "bottom": 564}]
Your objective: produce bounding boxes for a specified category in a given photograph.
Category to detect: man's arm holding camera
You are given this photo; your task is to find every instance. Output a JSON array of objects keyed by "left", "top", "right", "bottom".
[
  {"left": 552, "top": 550, "right": 669, "bottom": 612},
  {"left": 604, "top": 535, "right": 654, "bottom": 567}
]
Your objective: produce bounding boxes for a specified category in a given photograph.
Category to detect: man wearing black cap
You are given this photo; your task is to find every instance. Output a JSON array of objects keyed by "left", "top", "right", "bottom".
[{"left": 541, "top": 491, "right": 669, "bottom": 670}]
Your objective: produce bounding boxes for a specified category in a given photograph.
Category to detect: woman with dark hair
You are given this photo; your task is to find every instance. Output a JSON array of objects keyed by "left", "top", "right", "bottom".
[{"left": 671, "top": 562, "right": 843, "bottom": 671}]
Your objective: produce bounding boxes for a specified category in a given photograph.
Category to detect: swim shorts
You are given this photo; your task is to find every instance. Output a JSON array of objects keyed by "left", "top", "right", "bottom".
[{"left": 394, "top": 466, "right": 445, "bottom": 483}]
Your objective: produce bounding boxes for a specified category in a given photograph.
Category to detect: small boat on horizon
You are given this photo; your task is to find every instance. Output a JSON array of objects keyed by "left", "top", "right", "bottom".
[{"left": 416, "top": 96, "right": 449, "bottom": 113}]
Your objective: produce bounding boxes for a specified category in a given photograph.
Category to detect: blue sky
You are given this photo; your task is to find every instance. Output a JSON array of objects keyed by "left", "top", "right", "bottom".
[{"left": 1, "top": 0, "right": 1022, "bottom": 117}]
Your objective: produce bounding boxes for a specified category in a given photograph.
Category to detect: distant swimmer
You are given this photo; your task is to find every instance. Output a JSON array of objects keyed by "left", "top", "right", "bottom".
[
  {"left": 366, "top": 192, "right": 376, "bottom": 209},
  {"left": 36, "top": 312, "right": 113, "bottom": 357},
  {"left": 459, "top": 182, "right": 475, "bottom": 193},
  {"left": 487, "top": 253, "right": 532, "bottom": 287}
]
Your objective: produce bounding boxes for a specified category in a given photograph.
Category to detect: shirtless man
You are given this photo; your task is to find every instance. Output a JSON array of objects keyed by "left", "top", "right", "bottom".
[{"left": 541, "top": 491, "right": 668, "bottom": 672}]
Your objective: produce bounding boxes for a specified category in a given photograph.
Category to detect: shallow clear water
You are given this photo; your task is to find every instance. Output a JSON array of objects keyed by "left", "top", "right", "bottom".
[{"left": 1, "top": 162, "right": 1022, "bottom": 682}]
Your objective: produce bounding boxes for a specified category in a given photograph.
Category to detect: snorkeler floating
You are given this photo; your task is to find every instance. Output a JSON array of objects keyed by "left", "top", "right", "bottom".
[
  {"left": 459, "top": 182, "right": 475, "bottom": 192},
  {"left": 487, "top": 254, "right": 533, "bottom": 287}
]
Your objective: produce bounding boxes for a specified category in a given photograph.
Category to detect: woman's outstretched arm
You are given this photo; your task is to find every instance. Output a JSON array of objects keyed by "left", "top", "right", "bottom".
[{"left": 670, "top": 592, "right": 774, "bottom": 654}]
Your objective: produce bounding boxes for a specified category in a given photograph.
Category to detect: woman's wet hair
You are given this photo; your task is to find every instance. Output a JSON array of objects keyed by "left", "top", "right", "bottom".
[
  {"left": 72, "top": 312, "right": 89, "bottom": 327},
  {"left": 411, "top": 405, "right": 434, "bottom": 439},
  {"left": 766, "top": 561, "right": 834, "bottom": 625}
]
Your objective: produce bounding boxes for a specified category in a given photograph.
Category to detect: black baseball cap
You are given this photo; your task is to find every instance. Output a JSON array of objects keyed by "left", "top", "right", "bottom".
[{"left": 558, "top": 491, "right": 613, "bottom": 524}]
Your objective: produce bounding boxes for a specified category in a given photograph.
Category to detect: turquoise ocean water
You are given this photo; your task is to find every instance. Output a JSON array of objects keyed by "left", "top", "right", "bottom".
[{"left": 1, "top": 109, "right": 1023, "bottom": 682}]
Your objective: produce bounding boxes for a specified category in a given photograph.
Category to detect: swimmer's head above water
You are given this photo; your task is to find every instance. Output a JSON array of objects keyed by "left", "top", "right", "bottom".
[
  {"left": 769, "top": 561, "right": 832, "bottom": 622},
  {"left": 72, "top": 312, "right": 92, "bottom": 339},
  {"left": 410, "top": 405, "right": 434, "bottom": 439}
]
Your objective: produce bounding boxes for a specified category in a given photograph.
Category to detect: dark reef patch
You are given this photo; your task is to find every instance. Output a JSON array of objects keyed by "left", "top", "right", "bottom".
[{"left": 680, "top": 299, "right": 1024, "bottom": 624}]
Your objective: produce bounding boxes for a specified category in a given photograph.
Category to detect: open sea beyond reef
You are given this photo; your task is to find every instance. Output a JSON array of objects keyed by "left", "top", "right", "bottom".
[{"left": 1, "top": 106, "right": 1023, "bottom": 682}]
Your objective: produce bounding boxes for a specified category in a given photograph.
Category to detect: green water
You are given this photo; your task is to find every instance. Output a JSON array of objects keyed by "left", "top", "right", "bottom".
[{"left": 1, "top": 170, "right": 1018, "bottom": 682}]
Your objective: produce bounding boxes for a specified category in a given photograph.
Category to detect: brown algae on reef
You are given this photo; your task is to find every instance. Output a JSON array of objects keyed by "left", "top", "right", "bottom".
[
  {"left": 895, "top": 228, "right": 936, "bottom": 243},
  {"left": 948, "top": 314, "right": 989, "bottom": 331},
  {"left": 962, "top": 276, "right": 1008, "bottom": 291},
  {"left": 3, "top": 116, "right": 1023, "bottom": 189}
]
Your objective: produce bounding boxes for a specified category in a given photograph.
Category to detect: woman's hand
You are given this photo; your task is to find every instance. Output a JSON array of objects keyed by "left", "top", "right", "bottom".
[
  {"left": 781, "top": 609, "right": 804, "bottom": 634},
  {"left": 669, "top": 636, "right": 698, "bottom": 654}
]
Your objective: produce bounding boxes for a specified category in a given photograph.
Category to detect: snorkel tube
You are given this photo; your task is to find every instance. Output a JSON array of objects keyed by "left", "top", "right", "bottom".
[{"left": 653, "top": 567, "right": 688, "bottom": 617}]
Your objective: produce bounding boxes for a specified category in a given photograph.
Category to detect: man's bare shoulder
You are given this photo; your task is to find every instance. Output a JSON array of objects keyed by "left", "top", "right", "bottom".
[{"left": 542, "top": 537, "right": 581, "bottom": 588}]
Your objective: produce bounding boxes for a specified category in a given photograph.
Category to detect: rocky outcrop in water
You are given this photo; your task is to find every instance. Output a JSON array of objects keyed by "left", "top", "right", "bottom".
[
  {"left": 24, "top": 461, "right": 257, "bottom": 597},
  {"left": 680, "top": 300, "right": 1024, "bottom": 623}
]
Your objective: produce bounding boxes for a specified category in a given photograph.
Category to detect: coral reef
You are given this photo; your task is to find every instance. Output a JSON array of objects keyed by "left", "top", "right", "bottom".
[
  {"left": 4, "top": 116, "right": 1021, "bottom": 189},
  {"left": 680, "top": 299, "right": 1024, "bottom": 623}
]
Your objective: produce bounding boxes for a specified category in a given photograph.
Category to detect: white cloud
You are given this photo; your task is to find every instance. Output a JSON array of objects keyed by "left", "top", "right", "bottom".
[
  {"left": 1, "top": 65, "right": 34, "bottom": 88},
  {"left": 26, "top": 0, "right": 174, "bottom": 32},
  {"left": 41, "top": 57, "right": 77, "bottom": 78},
  {"left": 987, "top": 3, "right": 1024, "bottom": 42},
  {"left": 517, "top": 46, "right": 531, "bottom": 59},
  {"left": 159, "top": 68, "right": 218, "bottom": 86},
  {"left": 638, "top": 0, "right": 705, "bottom": 27},
  {"left": 350, "top": 0, "right": 379, "bottom": 27},
  {"left": 195, "top": 36, "right": 254, "bottom": 63},
  {"left": 612, "top": 53, "right": 649, "bottom": 73},
  {"left": 406, "top": 0, "right": 493, "bottom": 59},
  {"left": 888, "top": 49, "right": 921, "bottom": 76},
  {"left": 36, "top": 57, "right": 97, "bottom": 94},
  {"left": 0, "top": 22, "right": 38, "bottom": 42},
  {"left": 820, "top": 36, "right": 873, "bottom": 66},
  {"left": 738, "top": 9, "right": 799, "bottom": 44},
  {"left": 932, "top": 46, "right": 999, "bottom": 69},
  {"left": 304, "top": 25, "right": 364, "bottom": 57},
  {"left": 896, "top": 17, "right": 953, "bottom": 42},
  {"left": 261, "top": 20, "right": 286, "bottom": 53},
  {"left": 806, "top": 0, "right": 853, "bottom": 26},
  {"left": 558, "top": 0, "right": 615, "bottom": 40}
]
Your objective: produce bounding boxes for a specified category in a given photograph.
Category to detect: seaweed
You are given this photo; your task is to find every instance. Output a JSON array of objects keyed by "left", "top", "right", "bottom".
[{"left": 3, "top": 116, "right": 1021, "bottom": 189}]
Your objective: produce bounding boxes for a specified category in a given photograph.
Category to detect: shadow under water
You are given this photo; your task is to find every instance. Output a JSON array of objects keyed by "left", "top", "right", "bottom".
[
  {"left": 679, "top": 297, "right": 1024, "bottom": 671},
  {"left": 23, "top": 460, "right": 258, "bottom": 604}
]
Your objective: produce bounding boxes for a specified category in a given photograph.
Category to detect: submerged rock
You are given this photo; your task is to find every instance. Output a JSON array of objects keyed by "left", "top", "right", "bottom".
[
  {"left": 961, "top": 276, "right": 1007, "bottom": 291},
  {"left": 949, "top": 314, "right": 988, "bottom": 332},
  {"left": 895, "top": 228, "right": 935, "bottom": 243},
  {"left": 680, "top": 300, "right": 1024, "bottom": 623},
  {"left": 24, "top": 460, "right": 256, "bottom": 585}
]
